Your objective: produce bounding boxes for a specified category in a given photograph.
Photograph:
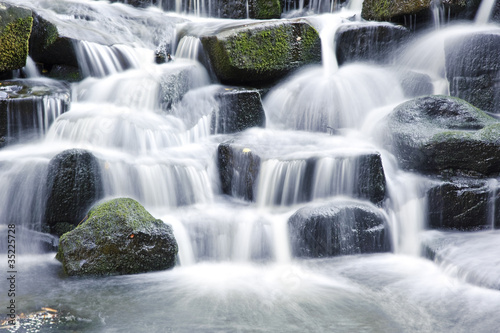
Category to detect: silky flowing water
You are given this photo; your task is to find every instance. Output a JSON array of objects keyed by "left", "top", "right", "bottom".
[{"left": 1, "top": 0, "right": 500, "bottom": 332}]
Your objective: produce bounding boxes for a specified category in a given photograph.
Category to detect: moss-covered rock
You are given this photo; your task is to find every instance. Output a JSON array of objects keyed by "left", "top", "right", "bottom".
[
  {"left": 361, "top": 0, "right": 431, "bottom": 22},
  {"left": 56, "top": 198, "right": 178, "bottom": 276},
  {"left": 0, "top": 3, "right": 33, "bottom": 72},
  {"left": 45, "top": 149, "right": 104, "bottom": 236},
  {"left": 200, "top": 19, "right": 321, "bottom": 85},
  {"left": 383, "top": 95, "right": 500, "bottom": 176},
  {"left": 288, "top": 200, "right": 390, "bottom": 258},
  {"left": 219, "top": 0, "right": 281, "bottom": 19}
]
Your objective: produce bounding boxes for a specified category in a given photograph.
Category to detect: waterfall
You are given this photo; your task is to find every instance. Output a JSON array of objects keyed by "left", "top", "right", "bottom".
[{"left": 475, "top": 0, "right": 497, "bottom": 25}]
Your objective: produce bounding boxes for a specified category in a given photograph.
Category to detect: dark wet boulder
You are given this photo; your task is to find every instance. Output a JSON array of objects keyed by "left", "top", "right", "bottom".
[
  {"left": 45, "top": 149, "right": 104, "bottom": 236},
  {"left": 0, "top": 79, "right": 70, "bottom": 147},
  {"left": 335, "top": 22, "right": 410, "bottom": 65},
  {"left": 426, "top": 177, "right": 498, "bottom": 231},
  {"left": 56, "top": 198, "right": 178, "bottom": 276},
  {"left": 212, "top": 87, "right": 266, "bottom": 134},
  {"left": 384, "top": 95, "right": 500, "bottom": 176},
  {"left": 0, "top": 3, "right": 33, "bottom": 72},
  {"left": 445, "top": 31, "right": 500, "bottom": 114},
  {"left": 398, "top": 70, "right": 434, "bottom": 98},
  {"left": 219, "top": 0, "right": 281, "bottom": 19},
  {"left": 200, "top": 19, "right": 321, "bottom": 85},
  {"left": 29, "top": 13, "right": 78, "bottom": 69},
  {"left": 288, "top": 200, "right": 390, "bottom": 258},
  {"left": 218, "top": 135, "right": 386, "bottom": 205}
]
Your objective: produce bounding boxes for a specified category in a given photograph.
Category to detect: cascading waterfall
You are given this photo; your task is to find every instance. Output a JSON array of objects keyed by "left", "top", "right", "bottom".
[{"left": 1, "top": 0, "right": 500, "bottom": 331}]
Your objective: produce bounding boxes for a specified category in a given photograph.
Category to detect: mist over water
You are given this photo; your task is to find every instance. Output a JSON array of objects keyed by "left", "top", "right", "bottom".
[{"left": 1, "top": 0, "right": 500, "bottom": 331}]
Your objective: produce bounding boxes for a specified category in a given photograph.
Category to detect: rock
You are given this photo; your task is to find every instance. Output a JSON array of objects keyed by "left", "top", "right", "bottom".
[
  {"left": 0, "top": 3, "right": 33, "bottom": 72},
  {"left": 29, "top": 13, "right": 78, "bottom": 69},
  {"left": 212, "top": 87, "right": 266, "bottom": 134},
  {"left": 219, "top": 0, "right": 281, "bottom": 19},
  {"left": 288, "top": 200, "right": 390, "bottom": 258},
  {"left": 218, "top": 135, "right": 386, "bottom": 205},
  {"left": 361, "top": 0, "right": 481, "bottom": 30},
  {"left": 426, "top": 177, "right": 497, "bottom": 230},
  {"left": 0, "top": 79, "right": 70, "bottom": 147},
  {"left": 445, "top": 31, "right": 500, "bottom": 114},
  {"left": 335, "top": 22, "right": 410, "bottom": 65},
  {"left": 383, "top": 95, "right": 500, "bottom": 176},
  {"left": 56, "top": 198, "right": 178, "bottom": 276},
  {"left": 200, "top": 19, "right": 321, "bottom": 85},
  {"left": 398, "top": 70, "right": 434, "bottom": 98},
  {"left": 45, "top": 149, "right": 104, "bottom": 236}
]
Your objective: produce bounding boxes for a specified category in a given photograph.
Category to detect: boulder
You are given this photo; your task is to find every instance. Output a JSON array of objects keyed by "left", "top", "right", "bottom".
[
  {"left": 398, "top": 70, "right": 434, "bottom": 98},
  {"left": 212, "top": 87, "right": 266, "bottom": 134},
  {"left": 445, "top": 31, "right": 500, "bottom": 114},
  {"left": 335, "top": 22, "right": 410, "bottom": 65},
  {"left": 219, "top": 0, "right": 281, "bottom": 19},
  {"left": 218, "top": 138, "right": 386, "bottom": 205},
  {"left": 383, "top": 95, "right": 500, "bottom": 176},
  {"left": 288, "top": 200, "right": 390, "bottom": 258},
  {"left": 200, "top": 19, "right": 321, "bottom": 85},
  {"left": 29, "top": 13, "right": 78, "bottom": 69},
  {"left": 56, "top": 198, "right": 178, "bottom": 276},
  {"left": 426, "top": 177, "right": 497, "bottom": 231},
  {"left": 45, "top": 149, "right": 104, "bottom": 236},
  {"left": 0, "top": 79, "right": 70, "bottom": 147},
  {"left": 0, "top": 3, "right": 33, "bottom": 72},
  {"left": 361, "top": 0, "right": 481, "bottom": 30}
]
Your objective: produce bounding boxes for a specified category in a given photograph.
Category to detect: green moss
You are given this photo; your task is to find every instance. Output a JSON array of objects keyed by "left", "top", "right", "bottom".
[
  {"left": 254, "top": 0, "right": 281, "bottom": 19},
  {"left": 0, "top": 17, "right": 33, "bottom": 71}
]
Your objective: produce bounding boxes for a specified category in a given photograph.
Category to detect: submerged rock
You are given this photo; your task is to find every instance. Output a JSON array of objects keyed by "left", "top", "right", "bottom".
[
  {"left": 398, "top": 70, "right": 434, "bottom": 98},
  {"left": 426, "top": 177, "right": 497, "bottom": 231},
  {"left": 335, "top": 22, "right": 410, "bottom": 65},
  {"left": 200, "top": 19, "right": 321, "bottom": 85},
  {"left": 288, "top": 200, "right": 390, "bottom": 258},
  {"left": 212, "top": 87, "right": 266, "bottom": 134},
  {"left": 45, "top": 149, "right": 104, "bottom": 236},
  {"left": 0, "top": 3, "right": 33, "bottom": 72},
  {"left": 0, "top": 79, "right": 70, "bottom": 147},
  {"left": 445, "top": 31, "right": 500, "bottom": 114},
  {"left": 56, "top": 198, "right": 178, "bottom": 276},
  {"left": 384, "top": 95, "right": 500, "bottom": 176}
]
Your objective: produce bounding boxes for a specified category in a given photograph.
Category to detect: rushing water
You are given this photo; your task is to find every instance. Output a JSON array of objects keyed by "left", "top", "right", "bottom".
[{"left": 1, "top": 0, "right": 500, "bottom": 331}]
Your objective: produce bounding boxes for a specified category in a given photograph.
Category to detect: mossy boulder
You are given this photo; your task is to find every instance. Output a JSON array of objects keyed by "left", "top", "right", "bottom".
[
  {"left": 219, "top": 0, "right": 281, "bottom": 19},
  {"left": 445, "top": 31, "right": 500, "bottom": 114},
  {"left": 383, "top": 95, "right": 500, "bottom": 176},
  {"left": 200, "top": 19, "right": 321, "bottom": 85},
  {"left": 45, "top": 149, "right": 104, "bottom": 236},
  {"left": 0, "top": 3, "right": 33, "bottom": 72},
  {"left": 335, "top": 22, "right": 410, "bottom": 65},
  {"left": 56, "top": 198, "right": 178, "bottom": 276},
  {"left": 288, "top": 200, "right": 390, "bottom": 258},
  {"left": 212, "top": 87, "right": 266, "bottom": 134}
]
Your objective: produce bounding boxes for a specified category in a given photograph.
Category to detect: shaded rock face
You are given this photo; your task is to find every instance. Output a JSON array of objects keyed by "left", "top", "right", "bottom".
[
  {"left": 56, "top": 198, "right": 178, "bottom": 276},
  {"left": 45, "top": 149, "right": 104, "bottom": 236},
  {"left": 288, "top": 200, "right": 390, "bottom": 258},
  {"left": 212, "top": 87, "right": 266, "bottom": 134},
  {"left": 0, "top": 3, "right": 33, "bottom": 72},
  {"left": 219, "top": 0, "right": 281, "bottom": 19},
  {"left": 426, "top": 178, "right": 498, "bottom": 231},
  {"left": 0, "top": 79, "right": 70, "bottom": 147},
  {"left": 200, "top": 19, "right": 321, "bottom": 85},
  {"left": 218, "top": 142, "right": 386, "bottom": 205},
  {"left": 445, "top": 32, "right": 500, "bottom": 114},
  {"left": 384, "top": 95, "right": 500, "bottom": 176},
  {"left": 335, "top": 22, "right": 410, "bottom": 65}
]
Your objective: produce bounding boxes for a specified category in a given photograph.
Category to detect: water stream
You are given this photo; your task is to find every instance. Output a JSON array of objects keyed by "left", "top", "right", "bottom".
[{"left": 1, "top": 0, "right": 500, "bottom": 331}]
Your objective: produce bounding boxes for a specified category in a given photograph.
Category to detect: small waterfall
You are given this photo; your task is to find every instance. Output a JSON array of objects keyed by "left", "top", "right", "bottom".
[
  {"left": 475, "top": 0, "right": 496, "bottom": 25},
  {"left": 310, "top": 157, "right": 356, "bottom": 200},
  {"left": 23, "top": 57, "right": 40, "bottom": 78},
  {"left": 74, "top": 41, "right": 149, "bottom": 78},
  {"left": 487, "top": 178, "right": 498, "bottom": 229},
  {"left": 431, "top": 0, "right": 445, "bottom": 29},
  {"left": 175, "top": 36, "right": 203, "bottom": 60}
]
